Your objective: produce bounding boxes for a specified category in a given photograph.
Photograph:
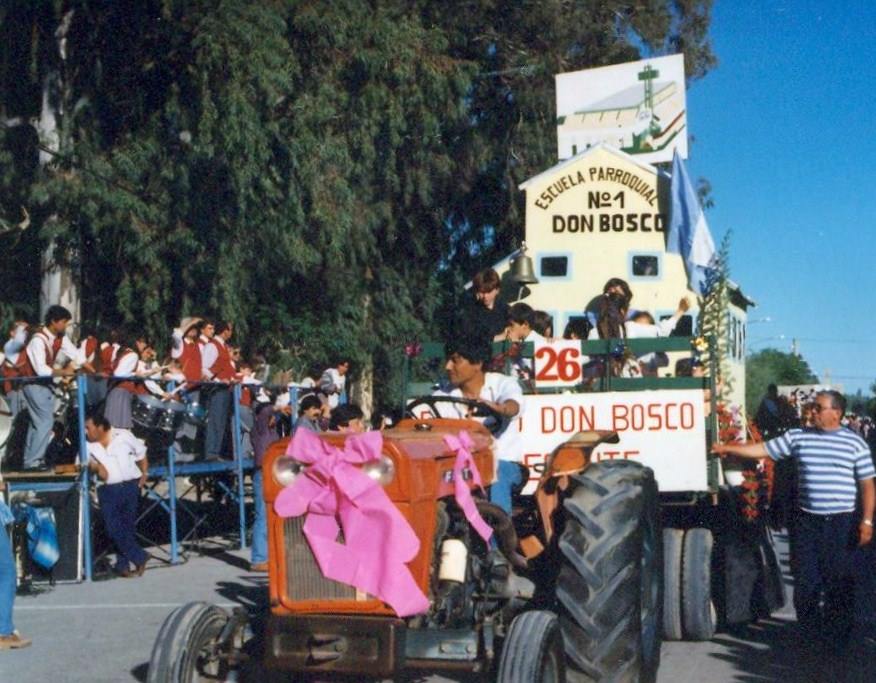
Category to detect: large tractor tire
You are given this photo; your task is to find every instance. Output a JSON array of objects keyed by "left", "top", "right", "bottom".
[
  {"left": 147, "top": 602, "right": 231, "bottom": 683},
  {"left": 681, "top": 527, "right": 717, "bottom": 641},
  {"left": 662, "top": 528, "right": 684, "bottom": 640},
  {"left": 556, "top": 460, "right": 662, "bottom": 683},
  {"left": 497, "top": 610, "right": 565, "bottom": 683}
]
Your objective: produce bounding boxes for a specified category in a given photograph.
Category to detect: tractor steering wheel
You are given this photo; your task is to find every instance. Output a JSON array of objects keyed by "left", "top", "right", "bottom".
[{"left": 405, "top": 396, "right": 505, "bottom": 435}]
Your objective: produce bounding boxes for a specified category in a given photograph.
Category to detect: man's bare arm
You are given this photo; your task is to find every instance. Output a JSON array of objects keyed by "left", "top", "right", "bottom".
[
  {"left": 858, "top": 477, "right": 874, "bottom": 546},
  {"left": 711, "top": 441, "right": 770, "bottom": 460}
]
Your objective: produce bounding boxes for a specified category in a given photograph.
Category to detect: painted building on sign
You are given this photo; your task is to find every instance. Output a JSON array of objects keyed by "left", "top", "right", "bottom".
[
  {"left": 490, "top": 143, "right": 753, "bottom": 411},
  {"left": 555, "top": 53, "right": 688, "bottom": 165}
]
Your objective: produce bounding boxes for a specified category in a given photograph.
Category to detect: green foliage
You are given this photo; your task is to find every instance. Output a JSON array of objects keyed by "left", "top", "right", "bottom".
[
  {"left": 745, "top": 349, "right": 818, "bottom": 416},
  {"left": 0, "top": 0, "right": 717, "bottom": 412}
]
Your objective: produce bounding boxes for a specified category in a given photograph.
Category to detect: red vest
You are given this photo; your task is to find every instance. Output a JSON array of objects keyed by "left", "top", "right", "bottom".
[
  {"left": 179, "top": 341, "right": 202, "bottom": 384},
  {"left": 111, "top": 349, "right": 147, "bottom": 395},
  {"left": 99, "top": 343, "right": 117, "bottom": 375},
  {"left": 208, "top": 339, "right": 235, "bottom": 381},
  {"left": 239, "top": 384, "right": 253, "bottom": 407},
  {"left": 16, "top": 331, "right": 62, "bottom": 379},
  {"left": 81, "top": 336, "right": 98, "bottom": 372}
]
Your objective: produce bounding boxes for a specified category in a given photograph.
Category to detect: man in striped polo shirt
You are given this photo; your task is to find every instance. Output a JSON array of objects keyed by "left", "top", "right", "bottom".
[{"left": 714, "top": 390, "right": 875, "bottom": 641}]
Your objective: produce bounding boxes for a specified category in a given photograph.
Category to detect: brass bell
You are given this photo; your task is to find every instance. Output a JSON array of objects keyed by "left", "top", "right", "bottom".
[{"left": 510, "top": 242, "right": 539, "bottom": 285}]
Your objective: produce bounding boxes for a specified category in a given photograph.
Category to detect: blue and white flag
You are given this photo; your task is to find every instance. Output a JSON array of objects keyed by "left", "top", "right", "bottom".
[{"left": 667, "top": 149, "right": 716, "bottom": 295}]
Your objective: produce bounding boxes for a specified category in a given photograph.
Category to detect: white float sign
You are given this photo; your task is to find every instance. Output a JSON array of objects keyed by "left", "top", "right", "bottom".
[{"left": 517, "top": 389, "right": 707, "bottom": 494}]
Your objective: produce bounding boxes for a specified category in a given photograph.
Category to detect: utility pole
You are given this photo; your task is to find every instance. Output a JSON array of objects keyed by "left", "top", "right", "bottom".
[{"left": 791, "top": 338, "right": 799, "bottom": 356}]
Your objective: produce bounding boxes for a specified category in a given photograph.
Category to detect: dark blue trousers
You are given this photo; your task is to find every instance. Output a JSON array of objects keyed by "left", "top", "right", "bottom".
[
  {"left": 98, "top": 480, "right": 147, "bottom": 571},
  {"left": 853, "top": 539, "right": 876, "bottom": 632},
  {"left": 793, "top": 511, "right": 856, "bottom": 638},
  {"left": 205, "top": 387, "right": 231, "bottom": 458}
]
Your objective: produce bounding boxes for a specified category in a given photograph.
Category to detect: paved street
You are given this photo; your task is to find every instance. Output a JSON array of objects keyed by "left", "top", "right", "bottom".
[{"left": 0, "top": 532, "right": 864, "bottom": 682}]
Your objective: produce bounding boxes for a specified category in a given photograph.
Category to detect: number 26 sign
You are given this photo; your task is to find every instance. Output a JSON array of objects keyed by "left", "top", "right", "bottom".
[{"left": 533, "top": 340, "right": 584, "bottom": 388}]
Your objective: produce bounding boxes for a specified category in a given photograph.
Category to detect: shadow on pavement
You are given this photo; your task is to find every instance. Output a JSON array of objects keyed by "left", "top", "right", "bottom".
[
  {"left": 130, "top": 662, "right": 148, "bottom": 682},
  {"left": 710, "top": 617, "right": 873, "bottom": 682}
]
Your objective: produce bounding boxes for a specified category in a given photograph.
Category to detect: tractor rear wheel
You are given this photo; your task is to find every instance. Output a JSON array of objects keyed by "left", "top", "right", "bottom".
[
  {"left": 662, "top": 528, "right": 684, "bottom": 640},
  {"left": 556, "top": 460, "right": 662, "bottom": 682},
  {"left": 497, "top": 610, "right": 565, "bottom": 683},
  {"left": 147, "top": 602, "right": 231, "bottom": 683},
  {"left": 682, "top": 527, "right": 717, "bottom": 641}
]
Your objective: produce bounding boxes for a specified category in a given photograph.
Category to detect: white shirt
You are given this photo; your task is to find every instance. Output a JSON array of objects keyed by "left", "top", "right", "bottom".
[
  {"left": 3, "top": 325, "right": 27, "bottom": 365},
  {"left": 170, "top": 329, "right": 184, "bottom": 359},
  {"left": 88, "top": 429, "right": 147, "bottom": 485},
  {"left": 25, "top": 328, "right": 80, "bottom": 377},
  {"left": 319, "top": 368, "right": 346, "bottom": 409},
  {"left": 201, "top": 337, "right": 223, "bottom": 379},
  {"left": 114, "top": 350, "right": 139, "bottom": 377},
  {"left": 433, "top": 372, "right": 525, "bottom": 463},
  {"left": 625, "top": 315, "right": 681, "bottom": 367}
]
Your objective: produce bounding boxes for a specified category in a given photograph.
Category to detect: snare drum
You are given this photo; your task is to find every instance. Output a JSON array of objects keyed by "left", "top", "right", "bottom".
[
  {"left": 157, "top": 400, "right": 187, "bottom": 432},
  {"left": 184, "top": 401, "right": 207, "bottom": 426},
  {"left": 132, "top": 395, "right": 165, "bottom": 430}
]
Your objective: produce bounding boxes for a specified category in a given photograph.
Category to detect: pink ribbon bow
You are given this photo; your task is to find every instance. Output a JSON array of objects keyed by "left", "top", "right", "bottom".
[
  {"left": 274, "top": 429, "right": 430, "bottom": 617},
  {"left": 443, "top": 431, "right": 493, "bottom": 543}
]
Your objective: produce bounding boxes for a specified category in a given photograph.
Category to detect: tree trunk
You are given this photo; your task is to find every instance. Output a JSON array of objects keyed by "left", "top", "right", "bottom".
[
  {"left": 38, "top": 10, "right": 79, "bottom": 327},
  {"left": 350, "top": 289, "right": 374, "bottom": 422}
]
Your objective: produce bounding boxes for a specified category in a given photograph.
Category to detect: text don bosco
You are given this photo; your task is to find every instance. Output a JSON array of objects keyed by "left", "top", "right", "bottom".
[{"left": 535, "top": 401, "right": 697, "bottom": 434}]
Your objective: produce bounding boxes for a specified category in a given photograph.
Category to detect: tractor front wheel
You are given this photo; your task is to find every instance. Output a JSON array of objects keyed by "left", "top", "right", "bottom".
[
  {"left": 147, "top": 602, "right": 232, "bottom": 683},
  {"left": 497, "top": 610, "right": 565, "bottom": 683},
  {"left": 556, "top": 460, "right": 662, "bottom": 682}
]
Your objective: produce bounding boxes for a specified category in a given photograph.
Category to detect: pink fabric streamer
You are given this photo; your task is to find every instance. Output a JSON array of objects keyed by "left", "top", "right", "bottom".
[
  {"left": 274, "top": 429, "right": 430, "bottom": 617},
  {"left": 443, "top": 431, "right": 493, "bottom": 543}
]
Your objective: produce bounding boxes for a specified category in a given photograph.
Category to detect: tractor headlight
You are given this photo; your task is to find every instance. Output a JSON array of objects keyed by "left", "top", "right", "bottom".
[
  {"left": 361, "top": 455, "right": 396, "bottom": 486},
  {"left": 273, "top": 456, "right": 307, "bottom": 487}
]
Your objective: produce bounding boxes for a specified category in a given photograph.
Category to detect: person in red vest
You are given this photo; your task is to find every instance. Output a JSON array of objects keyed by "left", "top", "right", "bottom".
[
  {"left": 199, "top": 319, "right": 215, "bottom": 353},
  {"left": 2, "top": 320, "right": 30, "bottom": 419},
  {"left": 20, "top": 306, "right": 78, "bottom": 471},
  {"left": 104, "top": 334, "right": 151, "bottom": 430},
  {"left": 76, "top": 326, "right": 104, "bottom": 409},
  {"left": 170, "top": 317, "right": 204, "bottom": 463},
  {"left": 201, "top": 321, "right": 236, "bottom": 461}
]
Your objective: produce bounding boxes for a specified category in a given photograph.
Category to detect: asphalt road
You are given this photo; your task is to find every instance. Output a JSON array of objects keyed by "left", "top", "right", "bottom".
[{"left": 1, "top": 532, "right": 867, "bottom": 682}]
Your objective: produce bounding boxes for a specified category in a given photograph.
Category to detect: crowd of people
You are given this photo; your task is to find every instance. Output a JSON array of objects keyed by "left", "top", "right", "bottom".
[
  {"left": 460, "top": 268, "right": 691, "bottom": 381},
  {"left": 0, "top": 307, "right": 360, "bottom": 471},
  {"left": 0, "top": 304, "right": 370, "bottom": 649}
]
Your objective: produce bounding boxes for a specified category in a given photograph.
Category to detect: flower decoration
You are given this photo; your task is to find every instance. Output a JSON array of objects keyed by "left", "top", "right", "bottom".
[{"left": 404, "top": 341, "right": 422, "bottom": 358}]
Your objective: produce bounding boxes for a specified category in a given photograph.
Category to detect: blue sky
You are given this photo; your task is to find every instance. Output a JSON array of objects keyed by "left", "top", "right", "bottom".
[{"left": 685, "top": 1, "right": 876, "bottom": 395}]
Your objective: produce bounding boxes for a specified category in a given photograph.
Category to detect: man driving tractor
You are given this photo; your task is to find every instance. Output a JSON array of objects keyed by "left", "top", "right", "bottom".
[{"left": 431, "top": 336, "right": 524, "bottom": 514}]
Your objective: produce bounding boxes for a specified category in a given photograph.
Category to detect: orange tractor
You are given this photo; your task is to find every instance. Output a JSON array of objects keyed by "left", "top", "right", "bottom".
[{"left": 147, "top": 398, "right": 661, "bottom": 682}]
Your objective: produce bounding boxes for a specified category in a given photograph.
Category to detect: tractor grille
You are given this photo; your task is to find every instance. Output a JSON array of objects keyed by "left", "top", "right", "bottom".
[{"left": 283, "top": 516, "right": 356, "bottom": 601}]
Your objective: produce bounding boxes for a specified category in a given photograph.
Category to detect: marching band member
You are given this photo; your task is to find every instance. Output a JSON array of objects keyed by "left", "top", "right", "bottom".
[
  {"left": 198, "top": 319, "right": 215, "bottom": 353},
  {"left": 201, "top": 321, "right": 236, "bottom": 461},
  {"left": 104, "top": 336, "right": 151, "bottom": 430},
  {"left": 170, "top": 317, "right": 204, "bottom": 463},
  {"left": 19, "top": 306, "right": 78, "bottom": 471},
  {"left": 2, "top": 321, "right": 29, "bottom": 418},
  {"left": 236, "top": 359, "right": 261, "bottom": 459}
]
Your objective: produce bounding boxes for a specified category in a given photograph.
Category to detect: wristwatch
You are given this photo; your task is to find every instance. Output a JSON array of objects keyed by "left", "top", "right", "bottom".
[{"left": 863, "top": 519, "right": 874, "bottom": 527}]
